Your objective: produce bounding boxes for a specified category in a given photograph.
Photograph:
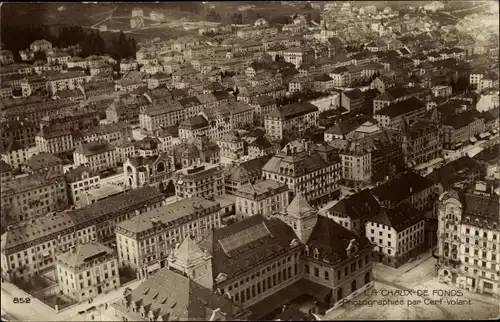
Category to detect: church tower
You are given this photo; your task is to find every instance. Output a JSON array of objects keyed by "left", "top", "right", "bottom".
[
  {"left": 167, "top": 236, "right": 213, "bottom": 290},
  {"left": 284, "top": 193, "right": 318, "bottom": 243}
]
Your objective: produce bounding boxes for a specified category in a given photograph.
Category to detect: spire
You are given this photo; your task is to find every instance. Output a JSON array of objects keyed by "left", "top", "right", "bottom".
[{"left": 287, "top": 193, "right": 314, "bottom": 218}]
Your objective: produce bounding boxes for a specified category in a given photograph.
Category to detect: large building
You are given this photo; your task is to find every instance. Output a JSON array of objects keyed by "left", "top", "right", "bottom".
[
  {"left": 1, "top": 171, "right": 68, "bottom": 223},
  {"left": 111, "top": 265, "right": 249, "bottom": 321},
  {"left": 437, "top": 182, "right": 500, "bottom": 298},
  {"left": 56, "top": 242, "right": 120, "bottom": 302},
  {"left": 74, "top": 141, "right": 117, "bottom": 173},
  {"left": 174, "top": 163, "right": 225, "bottom": 200},
  {"left": 0, "top": 187, "right": 164, "bottom": 282},
  {"left": 186, "top": 194, "right": 374, "bottom": 318},
  {"left": 235, "top": 179, "right": 289, "bottom": 219},
  {"left": 264, "top": 102, "right": 319, "bottom": 140},
  {"left": 262, "top": 142, "right": 342, "bottom": 207},
  {"left": 402, "top": 120, "right": 442, "bottom": 167},
  {"left": 115, "top": 197, "right": 223, "bottom": 279}
]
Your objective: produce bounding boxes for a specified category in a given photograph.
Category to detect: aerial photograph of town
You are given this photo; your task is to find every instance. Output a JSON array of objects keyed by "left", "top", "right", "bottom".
[{"left": 0, "top": 1, "right": 498, "bottom": 321}]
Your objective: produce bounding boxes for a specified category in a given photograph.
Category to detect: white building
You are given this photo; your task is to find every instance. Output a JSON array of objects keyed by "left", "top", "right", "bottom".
[
  {"left": 234, "top": 179, "right": 289, "bottom": 219},
  {"left": 56, "top": 242, "right": 120, "bottom": 302},
  {"left": 437, "top": 183, "right": 500, "bottom": 298},
  {"left": 73, "top": 141, "right": 117, "bottom": 173}
]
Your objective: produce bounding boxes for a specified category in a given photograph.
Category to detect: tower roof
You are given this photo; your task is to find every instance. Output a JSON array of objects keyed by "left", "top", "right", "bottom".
[
  {"left": 175, "top": 235, "right": 205, "bottom": 265},
  {"left": 287, "top": 193, "right": 314, "bottom": 217}
]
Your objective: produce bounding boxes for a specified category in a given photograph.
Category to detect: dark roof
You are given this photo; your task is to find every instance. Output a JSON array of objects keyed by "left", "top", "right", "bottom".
[
  {"left": 115, "top": 267, "right": 244, "bottom": 321},
  {"left": 442, "top": 109, "right": 482, "bottom": 130},
  {"left": 372, "top": 203, "right": 425, "bottom": 232},
  {"left": 371, "top": 172, "right": 434, "bottom": 206},
  {"left": 329, "top": 189, "right": 381, "bottom": 220},
  {"left": 305, "top": 216, "right": 371, "bottom": 264},
  {"left": 179, "top": 115, "right": 209, "bottom": 130},
  {"left": 463, "top": 192, "right": 499, "bottom": 225},
  {"left": 0, "top": 159, "right": 12, "bottom": 173},
  {"left": 199, "top": 215, "right": 299, "bottom": 280},
  {"left": 250, "top": 136, "right": 273, "bottom": 149},
  {"left": 65, "top": 165, "right": 96, "bottom": 183},
  {"left": 377, "top": 97, "right": 424, "bottom": 118},
  {"left": 267, "top": 102, "right": 318, "bottom": 120},
  {"left": 326, "top": 115, "right": 372, "bottom": 136},
  {"left": 277, "top": 305, "right": 311, "bottom": 321},
  {"left": 26, "top": 152, "right": 62, "bottom": 171},
  {"left": 343, "top": 88, "right": 364, "bottom": 101},
  {"left": 472, "top": 144, "right": 499, "bottom": 165},
  {"left": 426, "top": 156, "right": 482, "bottom": 189}
]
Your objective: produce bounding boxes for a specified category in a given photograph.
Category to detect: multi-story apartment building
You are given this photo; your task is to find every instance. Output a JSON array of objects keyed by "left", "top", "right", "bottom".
[
  {"left": 437, "top": 182, "right": 500, "bottom": 298},
  {"left": 442, "top": 110, "right": 486, "bottom": 150},
  {"left": 123, "top": 154, "right": 175, "bottom": 191},
  {"left": 199, "top": 106, "right": 233, "bottom": 140},
  {"left": 1, "top": 170, "right": 67, "bottom": 223},
  {"left": 366, "top": 202, "right": 426, "bottom": 267},
  {"left": 1, "top": 96, "right": 79, "bottom": 123},
  {"left": 217, "top": 133, "right": 244, "bottom": 164},
  {"left": 174, "top": 163, "right": 225, "bottom": 200},
  {"left": 139, "top": 101, "right": 185, "bottom": 135},
  {"left": 178, "top": 115, "right": 209, "bottom": 142},
  {"left": 225, "top": 156, "right": 271, "bottom": 195},
  {"left": 262, "top": 143, "right": 342, "bottom": 207},
  {"left": 402, "top": 120, "right": 442, "bottom": 167},
  {"left": 374, "top": 97, "right": 427, "bottom": 131},
  {"left": 56, "top": 242, "right": 120, "bottom": 302},
  {"left": 329, "top": 139, "right": 372, "bottom": 188},
  {"left": 373, "top": 86, "right": 430, "bottom": 113},
  {"left": 115, "top": 197, "right": 223, "bottom": 278},
  {"left": 264, "top": 102, "right": 319, "bottom": 140},
  {"left": 45, "top": 71, "right": 90, "bottom": 95},
  {"left": 0, "top": 119, "right": 38, "bottom": 148},
  {"left": 0, "top": 139, "right": 34, "bottom": 170},
  {"left": 0, "top": 160, "right": 13, "bottom": 185},
  {"left": 35, "top": 127, "right": 80, "bottom": 154},
  {"left": 235, "top": 179, "right": 289, "bottom": 219},
  {"left": 0, "top": 187, "right": 164, "bottom": 282},
  {"left": 82, "top": 122, "right": 132, "bottom": 145},
  {"left": 250, "top": 95, "right": 277, "bottom": 126},
  {"left": 283, "top": 47, "right": 315, "bottom": 68},
  {"left": 236, "top": 26, "right": 278, "bottom": 39},
  {"left": 74, "top": 141, "right": 117, "bottom": 173},
  {"left": 64, "top": 165, "right": 101, "bottom": 206}
]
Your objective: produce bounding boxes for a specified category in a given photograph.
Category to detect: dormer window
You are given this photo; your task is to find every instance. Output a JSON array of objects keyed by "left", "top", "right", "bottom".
[
  {"left": 313, "top": 248, "right": 319, "bottom": 259},
  {"left": 304, "top": 245, "right": 310, "bottom": 256}
]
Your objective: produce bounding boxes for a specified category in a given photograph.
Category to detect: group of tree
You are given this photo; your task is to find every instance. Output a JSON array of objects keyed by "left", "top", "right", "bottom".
[{"left": 1, "top": 23, "right": 137, "bottom": 62}]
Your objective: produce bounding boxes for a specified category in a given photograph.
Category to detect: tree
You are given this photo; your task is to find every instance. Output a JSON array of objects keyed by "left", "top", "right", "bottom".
[{"left": 33, "top": 50, "right": 47, "bottom": 62}]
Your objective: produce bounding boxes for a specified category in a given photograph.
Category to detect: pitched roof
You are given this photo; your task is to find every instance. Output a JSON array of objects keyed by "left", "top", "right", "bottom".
[
  {"left": 287, "top": 193, "right": 314, "bottom": 217},
  {"left": 426, "top": 156, "right": 482, "bottom": 189},
  {"left": 329, "top": 189, "right": 381, "bottom": 219},
  {"left": 115, "top": 267, "right": 244, "bottom": 321},
  {"left": 75, "top": 141, "right": 115, "bottom": 156},
  {"left": 371, "top": 203, "right": 424, "bottom": 232},
  {"left": 0, "top": 160, "right": 12, "bottom": 173},
  {"left": 57, "top": 242, "right": 114, "bottom": 267},
  {"left": 305, "top": 216, "right": 371, "bottom": 264},
  {"left": 376, "top": 97, "right": 424, "bottom": 118},
  {"left": 25, "top": 152, "right": 62, "bottom": 171},
  {"left": 174, "top": 235, "right": 205, "bottom": 266},
  {"left": 266, "top": 102, "right": 318, "bottom": 120},
  {"left": 198, "top": 215, "right": 299, "bottom": 280},
  {"left": 371, "top": 172, "right": 434, "bottom": 206},
  {"left": 442, "top": 109, "right": 483, "bottom": 129}
]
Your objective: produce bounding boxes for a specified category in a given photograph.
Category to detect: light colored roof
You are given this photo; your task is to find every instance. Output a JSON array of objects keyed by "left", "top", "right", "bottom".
[
  {"left": 287, "top": 193, "right": 314, "bottom": 217},
  {"left": 57, "top": 242, "right": 114, "bottom": 267}
]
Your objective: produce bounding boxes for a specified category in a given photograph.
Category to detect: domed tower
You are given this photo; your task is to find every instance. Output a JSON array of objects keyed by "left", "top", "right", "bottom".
[{"left": 167, "top": 236, "right": 213, "bottom": 290}]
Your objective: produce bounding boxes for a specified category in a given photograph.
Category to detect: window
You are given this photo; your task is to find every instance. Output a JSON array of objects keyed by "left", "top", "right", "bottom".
[
  {"left": 314, "top": 267, "right": 319, "bottom": 277},
  {"left": 305, "top": 264, "right": 310, "bottom": 274},
  {"left": 324, "top": 270, "right": 330, "bottom": 280}
]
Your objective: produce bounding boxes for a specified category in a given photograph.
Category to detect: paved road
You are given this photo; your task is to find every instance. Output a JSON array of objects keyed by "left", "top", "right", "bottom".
[
  {"left": 373, "top": 277, "right": 453, "bottom": 319},
  {"left": 1, "top": 279, "right": 143, "bottom": 321}
]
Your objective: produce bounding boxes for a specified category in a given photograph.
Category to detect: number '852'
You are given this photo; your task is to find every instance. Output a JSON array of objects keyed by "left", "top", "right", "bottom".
[{"left": 13, "top": 297, "right": 31, "bottom": 304}]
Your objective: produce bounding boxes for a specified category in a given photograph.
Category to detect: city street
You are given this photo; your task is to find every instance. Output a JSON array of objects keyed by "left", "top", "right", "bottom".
[
  {"left": 1, "top": 279, "right": 143, "bottom": 322},
  {"left": 323, "top": 254, "right": 499, "bottom": 320}
]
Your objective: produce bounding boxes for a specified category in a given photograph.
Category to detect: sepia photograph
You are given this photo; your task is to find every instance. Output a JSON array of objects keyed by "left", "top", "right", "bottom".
[{"left": 0, "top": 1, "right": 499, "bottom": 321}]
